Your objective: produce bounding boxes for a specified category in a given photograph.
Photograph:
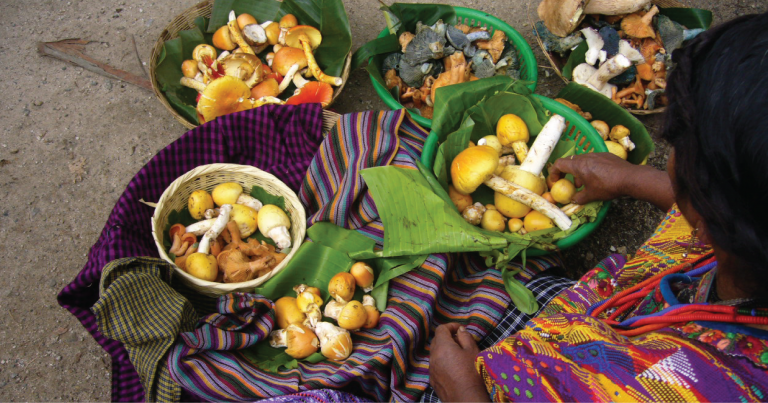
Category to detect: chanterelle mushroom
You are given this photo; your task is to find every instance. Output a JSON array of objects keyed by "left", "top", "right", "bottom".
[{"left": 621, "top": 5, "right": 660, "bottom": 39}]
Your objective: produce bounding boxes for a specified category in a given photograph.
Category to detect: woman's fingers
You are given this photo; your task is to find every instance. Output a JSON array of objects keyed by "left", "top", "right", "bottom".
[
  {"left": 455, "top": 326, "right": 479, "bottom": 352},
  {"left": 549, "top": 157, "right": 577, "bottom": 182}
]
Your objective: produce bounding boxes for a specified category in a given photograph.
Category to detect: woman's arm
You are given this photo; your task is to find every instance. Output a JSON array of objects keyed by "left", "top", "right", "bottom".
[{"left": 548, "top": 153, "right": 675, "bottom": 211}]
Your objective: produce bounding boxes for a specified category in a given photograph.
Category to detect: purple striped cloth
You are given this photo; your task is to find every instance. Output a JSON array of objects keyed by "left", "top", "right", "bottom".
[
  {"left": 161, "top": 110, "right": 562, "bottom": 402},
  {"left": 57, "top": 105, "right": 326, "bottom": 402}
]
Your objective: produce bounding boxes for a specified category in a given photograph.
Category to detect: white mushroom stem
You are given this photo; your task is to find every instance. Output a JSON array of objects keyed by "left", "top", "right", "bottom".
[
  {"left": 560, "top": 203, "right": 584, "bottom": 216},
  {"left": 180, "top": 77, "right": 206, "bottom": 92},
  {"left": 237, "top": 194, "right": 263, "bottom": 211},
  {"left": 267, "top": 226, "right": 291, "bottom": 249},
  {"left": 198, "top": 204, "right": 232, "bottom": 254},
  {"left": 252, "top": 96, "right": 286, "bottom": 107},
  {"left": 485, "top": 176, "right": 572, "bottom": 230},
  {"left": 581, "top": 28, "right": 604, "bottom": 65},
  {"left": 243, "top": 24, "right": 267, "bottom": 45},
  {"left": 278, "top": 64, "right": 300, "bottom": 94},
  {"left": 217, "top": 51, "right": 231, "bottom": 61},
  {"left": 186, "top": 218, "right": 217, "bottom": 236},
  {"left": 499, "top": 155, "right": 516, "bottom": 169},
  {"left": 587, "top": 55, "right": 631, "bottom": 90},
  {"left": 619, "top": 40, "right": 645, "bottom": 64},
  {"left": 293, "top": 72, "right": 310, "bottom": 89},
  {"left": 519, "top": 115, "right": 567, "bottom": 176},
  {"left": 266, "top": 53, "right": 275, "bottom": 67},
  {"left": 323, "top": 300, "right": 344, "bottom": 320},
  {"left": 303, "top": 304, "right": 322, "bottom": 329},
  {"left": 269, "top": 328, "right": 289, "bottom": 348},
  {"left": 193, "top": 72, "right": 204, "bottom": 83},
  {"left": 500, "top": 144, "right": 516, "bottom": 155}
]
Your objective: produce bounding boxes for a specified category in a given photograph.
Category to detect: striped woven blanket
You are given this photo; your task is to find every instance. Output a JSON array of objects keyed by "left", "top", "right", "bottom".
[{"left": 166, "top": 110, "right": 558, "bottom": 402}]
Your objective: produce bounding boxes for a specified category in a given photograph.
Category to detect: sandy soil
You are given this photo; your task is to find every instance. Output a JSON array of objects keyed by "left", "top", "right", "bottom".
[{"left": 0, "top": 0, "right": 764, "bottom": 400}]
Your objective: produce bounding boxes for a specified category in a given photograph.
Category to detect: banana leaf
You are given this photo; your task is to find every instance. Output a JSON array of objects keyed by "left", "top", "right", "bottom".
[
  {"left": 360, "top": 166, "right": 510, "bottom": 257},
  {"left": 431, "top": 76, "right": 521, "bottom": 142},
  {"left": 382, "top": 3, "right": 458, "bottom": 35},
  {"left": 155, "top": 0, "right": 352, "bottom": 126},
  {"left": 561, "top": 41, "right": 587, "bottom": 80},
  {"left": 659, "top": 8, "right": 713, "bottom": 30},
  {"left": 307, "top": 222, "right": 427, "bottom": 311},
  {"left": 557, "top": 82, "right": 654, "bottom": 165}
]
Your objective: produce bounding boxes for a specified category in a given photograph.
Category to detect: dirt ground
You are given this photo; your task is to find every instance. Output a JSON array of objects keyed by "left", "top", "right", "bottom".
[{"left": 0, "top": 0, "right": 765, "bottom": 400}]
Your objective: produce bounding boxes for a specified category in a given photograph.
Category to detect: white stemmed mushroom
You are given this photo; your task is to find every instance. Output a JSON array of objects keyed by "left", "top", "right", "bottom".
[
  {"left": 269, "top": 323, "right": 319, "bottom": 359},
  {"left": 185, "top": 204, "right": 233, "bottom": 281},
  {"left": 211, "top": 182, "right": 263, "bottom": 211},
  {"left": 581, "top": 28, "right": 604, "bottom": 65},
  {"left": 452, "top": 116, "right": 572, "bottom": 230},
  {"left": 574, "top": 54, "right": 632, "bottom": 98},
  {"left": 314, "top": 322, "right": 353, "bottom": 360},
  {"left": 257, "top": 205, "right": 292, "bottom": 249}
]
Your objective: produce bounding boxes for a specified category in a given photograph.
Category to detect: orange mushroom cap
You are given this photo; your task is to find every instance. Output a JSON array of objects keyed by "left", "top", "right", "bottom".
[
  {"left": 196, "top": 76, "right": 252, "bottom": 122},
  {"left": 237, "top": 13, "right": 257, "bottom": 30},
  {"left": 272, "top": 47, "right": 308, "bottom": 76},
  {"left": 169, "top": 223, "right": 186, "bottom": 238},
  {"left": 251, "top": 78, "right": 280, "bottom": 99},
  {"left": 286, "top": 81, "right": 333, "bottom": 107},
  {"left": 285, "top": 25, "right": 322, "bottom": 50}
]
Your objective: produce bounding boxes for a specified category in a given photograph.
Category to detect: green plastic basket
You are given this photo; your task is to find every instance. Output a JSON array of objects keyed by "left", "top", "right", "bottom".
[
  {"left": 370, "top": 6, "right": 538, "bottom": 129},
  {"left": 421, "top": 95, "right": 611, "bottom": 256}
]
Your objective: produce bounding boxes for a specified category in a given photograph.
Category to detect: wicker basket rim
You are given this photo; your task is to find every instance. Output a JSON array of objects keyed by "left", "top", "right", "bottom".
[
  {"left": 148, "top": 0, "right": 351, "bottom": 129},
  {"left": 151, "top": 163, "right": 307, "bottom": 294}
]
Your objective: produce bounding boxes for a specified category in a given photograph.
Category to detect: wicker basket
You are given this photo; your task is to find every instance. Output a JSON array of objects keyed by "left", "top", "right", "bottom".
[
  {"left": 532, "top": 0, "right": 687, "bottom": 115},
  {"left": 149, "top": 0, "right": 352, "bottom": 130},
  {"left": 151, "top": 163, "right": 307, "bottom": 297}
]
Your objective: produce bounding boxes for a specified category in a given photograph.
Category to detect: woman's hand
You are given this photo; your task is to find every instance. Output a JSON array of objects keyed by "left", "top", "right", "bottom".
[
  {"left": 548, "top": 153, "right": 675, "bottom": 210},
  {"left": 429, "top": 323, "right": 491, "bottom": 402},
  {"left": 548, "top": 153, "right": 634, "bottom": 204}
]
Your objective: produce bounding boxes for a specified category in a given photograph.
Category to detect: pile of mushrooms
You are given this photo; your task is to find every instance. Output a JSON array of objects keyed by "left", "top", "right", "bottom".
[
  {"left": 381, "top": 20, "right": 520, "bottom": 119},
  {"left": 536, "top": 0, "right": 705, "bottom": 110},
  {"left": 179, "top": 11, "right": 340, "bottom": 123},
  {"left": 449, "top": 112, "right": 602, "bottom": 235},
  {"left": 169, "top": 182, "right": 292, "bottom": 283},
  {"left": 269, "top": 263, "right": 380, "bottom": 360},
  {"left": 556, "top": 98, "right": 635, "bottom": 160}
]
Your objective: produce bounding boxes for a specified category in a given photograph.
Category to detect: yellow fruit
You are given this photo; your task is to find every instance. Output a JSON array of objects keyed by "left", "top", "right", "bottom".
[
  {"left": 496, "top": 114, "right": 529, "bottom": 146},
  {"left": 605, "top": 141, "right": 628, "bottom": 160},
  {"left": 188, "top": 190, "right": 214, "bottom": 220},
  {"left": 524, "top": 210, "right": 555, "bottom": 232}
]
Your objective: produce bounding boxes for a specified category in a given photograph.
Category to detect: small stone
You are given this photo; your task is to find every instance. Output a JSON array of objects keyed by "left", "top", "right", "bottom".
[
  {"left": 610, "top": 245, "right": 617, "bottom": 252},
  {"left": 32, "top": 101, "right": 43, "bottom": 107},
  {"left": 22, "top": 108, "right": 30, "bottom": 117},
  {"left": 10, "top": 149, "right": 18, "bottom": 154},
  {"left": 0, "top": 381, "right": 6, "bottom": 388},
  {"left": 9, "top": 373, "right": 17, "bottom": 379},
  {"left": 90, "top": 81, "right": 98, "bottom": 86},
  {"left": 585, "top": 252, "right": 594, "bottom": 261},
  {"left": 105, "top": 81, "right": 113, "bottom": 91},
  {"left": 617, "top": 246, "right": 627, "bottom": 254}
]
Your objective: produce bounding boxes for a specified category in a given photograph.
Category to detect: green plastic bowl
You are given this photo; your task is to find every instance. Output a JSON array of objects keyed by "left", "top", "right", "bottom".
[
  {"left": 421, "top": 95, "right": 611, "bottom": 256},
  {"left": 370, "top": 6, "right": 538, "bottom": 129}
]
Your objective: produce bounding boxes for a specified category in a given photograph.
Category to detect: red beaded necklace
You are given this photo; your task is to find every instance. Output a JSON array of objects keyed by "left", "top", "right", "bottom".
[{"left": 587, "top": 254, "right": 768, "bottom": 337}]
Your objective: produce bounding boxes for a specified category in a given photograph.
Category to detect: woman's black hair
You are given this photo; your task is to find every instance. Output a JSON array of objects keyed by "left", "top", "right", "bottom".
[{"left": 662, "top": 11, "right": 768, "bottom": 298}]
